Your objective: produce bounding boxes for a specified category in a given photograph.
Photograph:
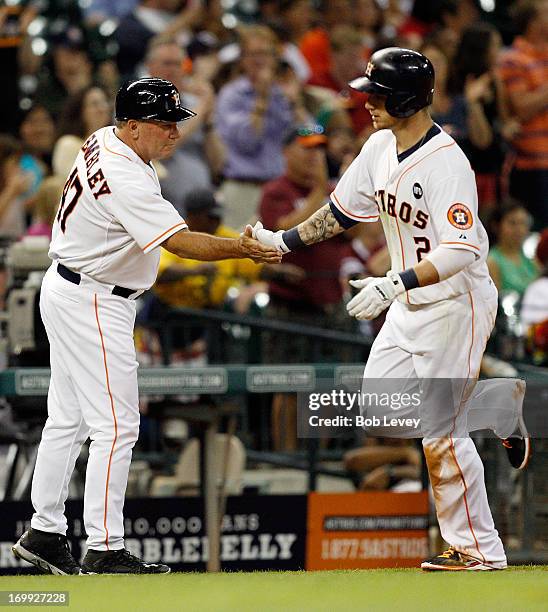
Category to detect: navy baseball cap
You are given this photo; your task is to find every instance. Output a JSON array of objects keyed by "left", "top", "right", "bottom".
[
  {"left": 49, "top": 25, "right": 86, "bottom": 50},
  {"left": 184, "top": 189, "right": 223, "bottom": 217},
  {"left": 115, "top": 78, "right": 196, "bottom": 123}
]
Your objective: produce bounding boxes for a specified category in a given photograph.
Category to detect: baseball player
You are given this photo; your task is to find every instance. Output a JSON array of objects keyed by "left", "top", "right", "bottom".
[
  {"left": 251, "top": 48, "right": 531, "bottom": 571},
  {"left": 12, "top": 78, "right": 281, "bottom": 575}
]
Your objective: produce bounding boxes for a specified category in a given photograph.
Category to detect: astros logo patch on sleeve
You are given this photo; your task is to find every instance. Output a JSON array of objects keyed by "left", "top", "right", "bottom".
[{"left": 448, "top": 203, "right": 473, "bottom": 230}]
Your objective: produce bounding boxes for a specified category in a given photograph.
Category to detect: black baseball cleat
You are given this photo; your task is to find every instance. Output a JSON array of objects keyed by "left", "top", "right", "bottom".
[
  {"left": 421, "top": 547, "right": 502, "bottom": 571},
  {"left": 502, "top": 408, "right": 532, "bottom": 470},
  {"left": 502, "top": 436, "right": 532, "bottom": 470},
  {"left": 82, "top": 548, "right": 171, "bottom": 574},
  {"left": 12, "top": 529, "right": 81, "bottom": 575}
]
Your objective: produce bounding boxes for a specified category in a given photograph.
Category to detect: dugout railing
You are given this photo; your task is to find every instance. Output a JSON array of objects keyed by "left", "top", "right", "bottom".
[{"left": 138, "top": 303, "right": 373, "bottom": 472}]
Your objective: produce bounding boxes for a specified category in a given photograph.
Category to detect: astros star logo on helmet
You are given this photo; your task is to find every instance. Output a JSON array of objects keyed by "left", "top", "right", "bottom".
[{"left": 171, "top": 91, "right": 181, "bottom": 107}]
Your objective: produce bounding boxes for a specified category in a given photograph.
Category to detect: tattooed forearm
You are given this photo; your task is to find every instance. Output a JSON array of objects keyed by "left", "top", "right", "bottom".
[{"left": 297, "top": 204, "right": 344, "bottom": 245}]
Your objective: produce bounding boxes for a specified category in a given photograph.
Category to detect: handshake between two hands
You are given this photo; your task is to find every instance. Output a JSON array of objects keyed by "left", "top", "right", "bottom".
[
  {"left": 244, "top": 221, "right": 291, "bottom": 254},
  {"left": 244, "top": 221, "right": 405, "bottom": 321},
  {"left": 239, "top": 221, "right": 285, "bottom": 265}
]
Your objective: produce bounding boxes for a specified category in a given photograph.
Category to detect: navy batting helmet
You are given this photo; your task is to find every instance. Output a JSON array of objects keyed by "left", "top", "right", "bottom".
[
  {"left": 349, "top": 48, "right": 434, "bottom": 118},
  {"left": 115, "top": 78, "right": 196, "bottom": 123}
]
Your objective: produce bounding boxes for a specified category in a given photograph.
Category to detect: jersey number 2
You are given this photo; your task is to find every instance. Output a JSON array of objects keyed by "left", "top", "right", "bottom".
[
  {"left": 414, "top": 236, "right": 431, "bottom": 262},
  {"left": 57, "top": 168, "right": 83, "bottom": 232}
]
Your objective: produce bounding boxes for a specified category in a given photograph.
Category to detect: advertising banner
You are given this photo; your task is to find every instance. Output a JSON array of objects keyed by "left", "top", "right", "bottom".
[
  {"left": 306, "top": 492, "right": 429, "bottom": 570},
  {"left": 0, "top": 495, "right": 307, "bottom": 575},
  {"left": 0, "top": 493, "right": 429, "bottom": 574}
]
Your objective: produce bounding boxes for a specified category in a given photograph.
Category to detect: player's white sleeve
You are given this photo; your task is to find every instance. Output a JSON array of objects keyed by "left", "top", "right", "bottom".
[
  {"left": 425, "top": 245, "right": 476, "bottom": 280},
  {"left": 426, "top": 172, "right": 482, "bottom": 256},
  {"left": 330, "top": 143, "right": 380, "bottom": 225},
  {"left": 106, "top": 167, "right": 187, "bottom": 254}
]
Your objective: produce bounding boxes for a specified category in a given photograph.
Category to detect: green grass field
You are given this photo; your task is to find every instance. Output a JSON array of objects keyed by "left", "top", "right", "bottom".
[{"left": 1, "top": 567, "right": 547, "bottom": 611}]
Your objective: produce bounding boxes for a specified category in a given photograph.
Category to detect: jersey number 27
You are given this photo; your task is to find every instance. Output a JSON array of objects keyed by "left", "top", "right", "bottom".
[{"left": 57, "top": 168, "right": 83, "bottom": 233}]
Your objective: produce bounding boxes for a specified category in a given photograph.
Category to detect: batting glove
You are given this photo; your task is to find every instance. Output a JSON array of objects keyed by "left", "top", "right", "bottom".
[
  {"left": 246, "top": 221, "right": 291, "bottom": 254},
  {"left": 346, "top": 271, "right": 406, "bottom": 320}
]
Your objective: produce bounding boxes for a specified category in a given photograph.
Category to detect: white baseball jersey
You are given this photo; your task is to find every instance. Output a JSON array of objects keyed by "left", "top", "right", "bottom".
[
  {"left": 331, "top": 126, "right": 490, "bottom": 305},
  {"left": 49, "top": 126, "right": 187, "bottom": 290},
  {"left": 334, "top": 125, "right": 509, "bottom": 567},
  {"left": 31, "top": 126, "right": 188, "bottom": 553}
]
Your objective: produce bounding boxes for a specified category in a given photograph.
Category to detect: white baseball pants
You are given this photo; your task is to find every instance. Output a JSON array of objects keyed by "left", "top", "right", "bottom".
[
  {"left": 362, "top": 280, "right": 507, "bottom": 568},
  {"left": 31, "top": 265, "right": 140, "bottom": 551}
]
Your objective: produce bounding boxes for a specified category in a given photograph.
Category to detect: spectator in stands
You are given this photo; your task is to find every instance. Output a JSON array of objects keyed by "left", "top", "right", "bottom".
[
  {"left": 487, "top": 199, "right": 538, "bottom": 296},
  {"left": 84, "top": 0, "right": 139, "bottom": 23},
  {"left": 447, "top": 23, "right": 518, "bottom": 212},
  {"left": 144, "top": 36, "right": 225, "bottom": 213},
  {"left": 114, "top": 0, "right": 203, "bottom": 80},
  {"left": 267, "top": 0, "right": 314, "bottom": 83},
  {"left": 421, "top": 43, "right": 459, "bottom": 132},
  {"left": 344, "top": 439, "right": 421, "bottom": 491},
  {"left": 148, "top": 188, "right": 302, "bottom": 369},
  {"left": 521, "top": 229, "right": 548, "bottom": 365},
  {"left": 402, "top": 0, "right": 440, "bottom": 42},
  {"left": 498, "top": 0, "right": 548, "bottom": 229},
  {"left": 300, "top": 0, "right": 353, "bottom": 81},
  {"left": 0, "top": 0, "right": 38, "bottom": 133},
  {"left": 308, "top": 86, "right": 357, "bottom": 144},
  {"left": 154, "top": 188, "right": 262, "bottom": 313},
  {"left": 320, "top": 0, "right": 353, "bottom": 31},
  {"left": 25, "top": 177, "right": 63, "bottom": 239},
  {"left": 18, "top": 104, "right": 56, "bottom": 172},
  {"left": 276, "top": 58, "right": 314, "bottom": 126},
  {"left": 216, "top": 25, "right": 305, "bottom": 230},
  {"left": 34, "top": 26, "right": 94, "bottom": 120},
  {"left": 154, "top": 188, "right": 302, "bottom": 312},
  {"left": 0, "top": 135, "right": 33, "bottom": 238},
  {"left": 258, "top": 124, "right": 355, "bottom": 450},
  {"left": 15, "top": 104, "right": 55, "bottom": 207},
  {"left": 355, "top": 0, "right": 384, "bottom": 56},
  {"left": 186, "top": 31, "right": 222, "bottom": 84},
  {"left": 440, "top": 0, "right": 480, "bottom": 34},
  {"left": 197, "top": 0, "right": 233, "bottom": 48},
  {"left": 52, "top": 85, "right": 112, "bottom": 180},
  {"left": 276, "top": 1, "right": 315, "bottom": 51},
  {"left": 307, "top": 25, "right": 372, "bottom": 138},
  {"left": 429, "top": 0, "right": 480, "bottom": 61},
  {"left": 259, "top": 124, "right": 354, "bottom": 314},
  {"left": 325, "top": 124, "right": 357, "bottom": 181}
]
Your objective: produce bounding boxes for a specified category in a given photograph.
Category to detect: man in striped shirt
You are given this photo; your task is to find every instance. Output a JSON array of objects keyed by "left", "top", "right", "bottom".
[{"left": 498, "top": 0, "right": 548, "bottom": 228}]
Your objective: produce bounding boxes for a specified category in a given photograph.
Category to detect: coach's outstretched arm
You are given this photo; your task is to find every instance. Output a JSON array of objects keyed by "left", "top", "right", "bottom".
[{"left": 163, "top": 226, "right": 282, "bottom": 264}]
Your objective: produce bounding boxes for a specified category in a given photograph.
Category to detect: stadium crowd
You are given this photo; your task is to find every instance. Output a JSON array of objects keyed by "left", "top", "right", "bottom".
[{"left": 0, "top": 0, "right": 547, "bottom": 457}]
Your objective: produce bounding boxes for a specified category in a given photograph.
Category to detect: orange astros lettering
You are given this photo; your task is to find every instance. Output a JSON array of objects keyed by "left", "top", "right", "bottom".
[{"left": 374, "top": 190, "right": 430, "bottom": 228}]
